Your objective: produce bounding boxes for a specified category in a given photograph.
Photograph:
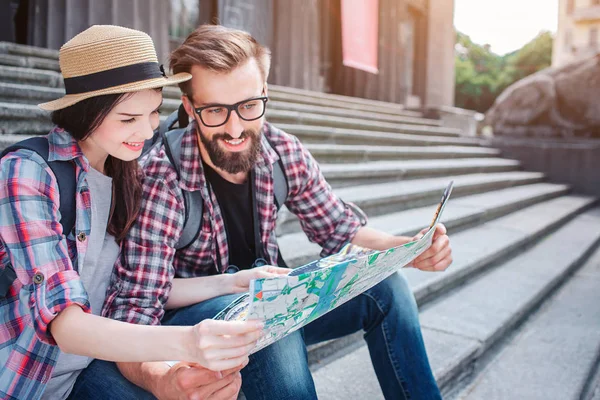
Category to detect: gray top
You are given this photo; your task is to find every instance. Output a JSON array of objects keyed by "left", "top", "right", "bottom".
[{"left": 43, "top": 167, "right": 120, "bottom": 400}]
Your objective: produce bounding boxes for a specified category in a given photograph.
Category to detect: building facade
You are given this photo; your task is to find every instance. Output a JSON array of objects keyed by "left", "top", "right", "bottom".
[
  {"left": 1, "top": 0, "right": 455, "bottom": 108},
  {"left": 553, "top": 0, "right": 600, "bottom": 66}
]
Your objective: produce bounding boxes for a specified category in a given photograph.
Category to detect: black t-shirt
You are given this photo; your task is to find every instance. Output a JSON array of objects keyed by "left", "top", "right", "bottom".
[{"left": 203, "top": 162, "right": 257, "bottom": 270}]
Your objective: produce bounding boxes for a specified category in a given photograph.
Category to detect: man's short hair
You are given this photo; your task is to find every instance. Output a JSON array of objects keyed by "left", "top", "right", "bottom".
[{"left": 170, "top": 24, "right": 271, "bottom": 96}]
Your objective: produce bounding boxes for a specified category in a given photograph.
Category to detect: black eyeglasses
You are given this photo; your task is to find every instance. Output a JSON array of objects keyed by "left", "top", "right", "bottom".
[{"left": 192, "top": 95, "right": 269, "bottom": 128}]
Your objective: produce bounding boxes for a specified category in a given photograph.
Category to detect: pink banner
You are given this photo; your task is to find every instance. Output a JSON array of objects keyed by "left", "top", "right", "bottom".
[{"left": 341, "top": 0, "right": 379, "bottom": 74}]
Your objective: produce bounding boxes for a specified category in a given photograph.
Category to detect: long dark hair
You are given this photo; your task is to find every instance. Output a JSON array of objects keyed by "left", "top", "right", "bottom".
[{"left": 51, "top": 92, "right": 153, "bottom": 242}]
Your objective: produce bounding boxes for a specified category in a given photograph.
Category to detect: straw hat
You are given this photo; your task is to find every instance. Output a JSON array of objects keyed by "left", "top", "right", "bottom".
[{"left": 39, "top": 25, "right": 191, "bottom": 111}]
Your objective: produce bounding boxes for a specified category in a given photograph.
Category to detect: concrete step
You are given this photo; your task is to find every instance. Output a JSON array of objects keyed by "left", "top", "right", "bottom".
[
  {"left": 114, "top": 95, "right": 435, "bottom": 129},
  {"left": 0, "top": 100, "right": 481, "bottom": 145},
  {"left": 266, "top": 83, "right": 424, "bottom": 118},
  {"left": 164, "top": 84, "right": 427, "bottom": 120},
  {"left": 276, "top": 123, "right": 484, "bottom": 147},
  {"left": 303, "top": 143, "right": 500, "bottom": 163},
  {"left": 585, "top": 365, "right": 600, "bottom": 400},
  {"left": 310, "top": 203, "right": 600, "bottom": 399},
  {"left": 160, "top": 96, "right": 440, "bottom": 128},
  {"left": 277, "top": 171, "right": 545, "bottom": 243},
  {"left": 267, "top": 100, "right": 441, "bottom": 127},
  {"left": 305, "top": 195, "right": 598, "bottom": 382},
  {"left": 420, "top": 206, "right": 600, "bottom": 395},
  {"left": 0, "top": 44, "right": 428, "bottom": 120},
  {"left": 0, "top": 81, "right": 451, "bottom": 136},
  {"left": 0, "top": 82, "right": 63, "bottom": 110},
  {"left": 0, "top": 67, "right": 62, "bottom": 89},
  {"left": 0, "top": 53, "right": 61, "bottom": 74},
  {"left": 403, "top": 195, "right": 597, "bottom": 306},
  {"left": 0, "top": 67, "right": 441, "bottom": 126},
  {"left": 0, "top": 134, "right": 25, "bottom": 152},
  {"left": 0, "top": 132, "right": 498, "bottom": 172},
  {"left": 0, "top": 40, "right": 415, "bottom": 114},
  {"left": 455, "top": 246, "right": 600, "bottom": 400},
  {"left": 0, "top": 42, "right": 59, "bottom": 60},
  {"left": 320, "top": 158, "right": 520, "bottom": 188},
  {"left": 0, "top": 102, "right": 50, "bottom": 135},
  {"left": 265, "top": 109, "right": 461, "bottom": 137}
]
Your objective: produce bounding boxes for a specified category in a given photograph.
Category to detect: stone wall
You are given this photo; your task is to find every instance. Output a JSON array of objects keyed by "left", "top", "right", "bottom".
[{"left": 492, "top": 137, "right": 600, "bottom": 196}]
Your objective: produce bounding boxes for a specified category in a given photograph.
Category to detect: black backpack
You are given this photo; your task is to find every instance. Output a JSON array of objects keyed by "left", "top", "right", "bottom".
[{"left": 0, "top": 137, "right": 76, "bottom": 297}]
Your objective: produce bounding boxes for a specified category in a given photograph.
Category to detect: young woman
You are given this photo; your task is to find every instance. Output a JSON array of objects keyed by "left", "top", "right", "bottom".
[{"left": 0, "top": 25, "right": 278, "bottom": 400}]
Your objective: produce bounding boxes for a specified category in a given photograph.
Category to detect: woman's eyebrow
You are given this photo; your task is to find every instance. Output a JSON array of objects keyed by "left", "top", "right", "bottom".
[
  {"left": 118, "top": 112, "right": 142, "bottom": 116},
  {"left": 117, "top": 101, "right": 164, "bottom": 116}
]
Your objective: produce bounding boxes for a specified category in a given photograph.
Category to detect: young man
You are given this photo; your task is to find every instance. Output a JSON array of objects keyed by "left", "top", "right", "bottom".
[{"left": 103, "top": 25, "right": 452, "bottom": 400}]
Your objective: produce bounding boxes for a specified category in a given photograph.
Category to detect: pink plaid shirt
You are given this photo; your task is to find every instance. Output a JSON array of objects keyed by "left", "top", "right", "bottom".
[
  {"left": 103, "top": 121, "right": 363, "bottom": 326},
  {"left": 0, "top": 128, "right": 94, "bottom": 399}
]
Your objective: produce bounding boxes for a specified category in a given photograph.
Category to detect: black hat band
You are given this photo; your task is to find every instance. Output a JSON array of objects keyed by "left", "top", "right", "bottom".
[{"left": 63, "top": 62, "right": 166, "bottom": 95}]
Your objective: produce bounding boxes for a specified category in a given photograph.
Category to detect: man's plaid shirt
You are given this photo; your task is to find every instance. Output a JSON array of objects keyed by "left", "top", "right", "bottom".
[{"left": 103, "top": 121, "right": 363, "bottom": 326}]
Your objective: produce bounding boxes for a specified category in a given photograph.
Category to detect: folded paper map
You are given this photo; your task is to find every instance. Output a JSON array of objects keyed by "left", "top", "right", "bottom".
[{"left": 214, "top": 180, "right": 454, "bottom": 353}]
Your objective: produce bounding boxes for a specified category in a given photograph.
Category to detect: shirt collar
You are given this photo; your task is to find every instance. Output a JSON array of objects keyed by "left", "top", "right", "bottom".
[{"left": 47, "top": 126, "right": 86, "bottom": 163}]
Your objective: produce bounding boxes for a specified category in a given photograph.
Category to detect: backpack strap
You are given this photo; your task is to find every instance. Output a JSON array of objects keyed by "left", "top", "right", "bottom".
[
  {"left": 159, "top": 123, "right": 204, "bottom": 250},
  {"left": 159, "top": 108, "right": 290, "bottom": 254},
  {"left": 0, "top": 137, "right": 76, "bottom": 297},
  {"left": 266, "top": 136, "right": 288, "bottom": 210},
  {"left": 0, "top": 137, "right": 76, "bottom": 238}
]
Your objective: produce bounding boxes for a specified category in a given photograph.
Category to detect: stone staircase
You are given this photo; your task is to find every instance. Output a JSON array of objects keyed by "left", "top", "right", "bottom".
[{"left": 1, "top": 42, "right": 599, "bottom": 400}]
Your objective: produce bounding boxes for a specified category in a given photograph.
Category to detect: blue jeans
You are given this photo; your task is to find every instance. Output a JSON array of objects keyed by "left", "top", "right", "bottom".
[
  {"left": 67, "top": 359, "right": 155, "bottom": 399},
  {"left": 162, "top": 272, "right": 441, "bottom": 400}
]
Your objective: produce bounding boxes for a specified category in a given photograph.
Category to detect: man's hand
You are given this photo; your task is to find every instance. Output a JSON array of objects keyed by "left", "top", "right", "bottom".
[
  {"left": 155, "top": 361, "right": 245, "bottom": 400},
  {"left": 230, "top": 265, "right": 291, "bottom": 293},
  {"left": 411, "top": 224, "right": 452, "bottom": 272}
]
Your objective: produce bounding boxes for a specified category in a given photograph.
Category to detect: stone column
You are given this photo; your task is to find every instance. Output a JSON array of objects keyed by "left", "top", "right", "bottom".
[
  {"left": 424, "top": 0, "right": 455, "bottom": 107},
  {"left": 0, "top": 1, "right": 18, "bottom": 42},
  {"left": 217, "top": 0, "right": 274, "bottom": 50},
  {"left": 27, "top": 0, "right": 171, "bottom": 63}
]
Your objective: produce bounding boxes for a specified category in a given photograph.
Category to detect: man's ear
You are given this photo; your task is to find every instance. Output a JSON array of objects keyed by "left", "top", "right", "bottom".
[
  {"left": 263, "top": 82, "right": 269, "bottom": 97},
  {"left": 181, "top": 95, "right": 194, "bottom": 117}
]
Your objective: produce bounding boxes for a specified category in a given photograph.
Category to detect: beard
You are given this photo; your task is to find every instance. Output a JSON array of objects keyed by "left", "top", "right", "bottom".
[{"left": 198, "top": 126, "right": 262, "bottom": 174}]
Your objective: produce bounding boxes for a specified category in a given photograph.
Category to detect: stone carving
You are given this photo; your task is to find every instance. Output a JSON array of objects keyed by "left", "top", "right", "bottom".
[{"left": 485, "top": 53, "right": 600, "bottom": 138}]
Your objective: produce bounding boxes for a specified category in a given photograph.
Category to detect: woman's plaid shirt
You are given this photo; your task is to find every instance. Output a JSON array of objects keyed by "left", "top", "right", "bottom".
[
  {"left": 0, "top": 128, "right": 93, "bottom": 399},
  {"left": 102, "top": 121, "right": 363, "bottom": 326}
]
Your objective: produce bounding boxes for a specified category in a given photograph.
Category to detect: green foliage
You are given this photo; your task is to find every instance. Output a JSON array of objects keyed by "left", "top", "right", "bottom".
[{"left": 454, "top": 31, "right": 554, "bottom": 113}]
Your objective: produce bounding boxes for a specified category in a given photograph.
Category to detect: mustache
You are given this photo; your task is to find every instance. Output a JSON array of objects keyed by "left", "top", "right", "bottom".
[{"left": 212, "top": 130, "right": 257, "bottom": 141}]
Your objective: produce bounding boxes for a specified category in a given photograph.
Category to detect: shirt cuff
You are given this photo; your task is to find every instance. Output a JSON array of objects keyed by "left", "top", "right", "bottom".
[
  {"left": 30, "top": 269, "right": 91, "bottom": 345},
  {"left": 319, "top": 211, "right": 363, "bottom": 257}
]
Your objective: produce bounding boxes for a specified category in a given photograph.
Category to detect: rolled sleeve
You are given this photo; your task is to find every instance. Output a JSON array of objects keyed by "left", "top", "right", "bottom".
[
  {"left": 284, "top": 138, "right": 364, "bottom": 257},
  {"left": 31, "top": 270, "right": 90, "bottom": 344},
  {"left": 0, "top": 151, "right": 91, "bottom": 345}
]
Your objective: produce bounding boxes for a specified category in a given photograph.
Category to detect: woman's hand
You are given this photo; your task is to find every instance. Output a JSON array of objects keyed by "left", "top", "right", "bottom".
[
  {"left": 229, "top": 266, "right": 291, "bottom": 293},
  {"left": 187, "top": 319, "right": 263, "bottom": 371}
]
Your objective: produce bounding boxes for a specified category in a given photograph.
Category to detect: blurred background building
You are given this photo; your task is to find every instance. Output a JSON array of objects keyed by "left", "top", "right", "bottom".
[
  {"left": 553, "top": 0, "right": 600, "bottom": 66},
  {"left": 0, "top": 0, "right": 456, "bottom": 108}
]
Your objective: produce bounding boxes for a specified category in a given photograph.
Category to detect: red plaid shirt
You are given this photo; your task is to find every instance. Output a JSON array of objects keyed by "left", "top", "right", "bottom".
[
  {"left": 103, "top": 121, "right": 362, "bottom": 325},
  {"left": 0, "top": 128, "right": 93, "bottom": 399}
]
